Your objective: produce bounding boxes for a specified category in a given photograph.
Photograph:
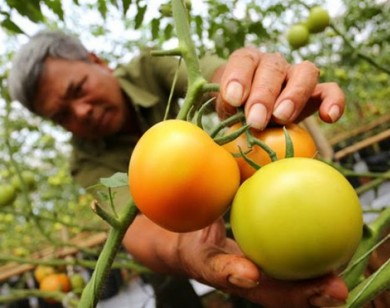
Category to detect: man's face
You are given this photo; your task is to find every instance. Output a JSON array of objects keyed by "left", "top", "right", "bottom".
[{"left": 34, "top": 55, "right": 129, "bottom": 139}]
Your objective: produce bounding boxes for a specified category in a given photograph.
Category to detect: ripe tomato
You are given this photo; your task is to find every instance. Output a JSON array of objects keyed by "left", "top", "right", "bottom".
[
  {"left": 34, "top": 265, "right": 56, "bottom": 284},
  {"left": 230, "top": 157, "right": 363, "bottom": 280},
  {"left": 223, "top": 123, "right": 317, "bottom": 182},
  {"left": 40, "top": 273, "right": 71, "bottom": 303},
  {"left": 129, "top": 119, "right": 240, "bottom": 232}
]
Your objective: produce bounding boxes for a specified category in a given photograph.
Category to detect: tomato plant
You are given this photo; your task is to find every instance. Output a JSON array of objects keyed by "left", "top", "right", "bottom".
[
  {"left": 230, "top": 157, "right": 363, "bottom": 281},
  {"left": 129, "top": 119, "right": 240, "bottom": 232},
  {"left": 223, "top": 123, "right": 317, "bottom": 182}
]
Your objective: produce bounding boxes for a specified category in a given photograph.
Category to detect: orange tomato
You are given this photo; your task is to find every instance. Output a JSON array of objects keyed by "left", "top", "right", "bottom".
[
  {"left": 129, "top": 119, "right": 240, "bottom": 232},
  {"left": 39, "top": 273, "right": 71, "bottom": 303},
  {"left": 34, "top": 265, "right": 56, "bottom": 284},
  {"left": 223, "top": 123, "right": 317, "bottom": 182}
]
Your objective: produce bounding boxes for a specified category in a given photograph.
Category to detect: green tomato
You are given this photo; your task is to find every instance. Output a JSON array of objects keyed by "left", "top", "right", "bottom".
[
  {"left": 0, "top": 185, "right": 17, "bottom": 207},
  {"left": 286, "top": 24, "right": 310, "bottom": 49},
  {"left": 70, "top": 273, "right": 86, "bottom": 294},
  {"left": 231, "top": 157, "right": 363, "bottom": 281},
  {"left": 306, "top": 6, "right": 330, "bottom": 33},
  {"left": 12, "top": 171, "right": 36, "bottom": 191}
]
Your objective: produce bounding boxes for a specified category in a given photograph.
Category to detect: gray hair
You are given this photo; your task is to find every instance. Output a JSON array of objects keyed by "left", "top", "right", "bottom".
[{"left": 8, "top": 30, "right": 90, "bottom": 112}]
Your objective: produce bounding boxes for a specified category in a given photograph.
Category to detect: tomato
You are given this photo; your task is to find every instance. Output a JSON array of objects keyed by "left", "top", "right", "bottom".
[
  {"left": 0, "top": 184, "right": 17, "bottom": 207},
  {"left": 70, "top": 273, "right": 86, "bottom": 294},
  {"left": 40, "top": 273, "right": 71, "bottom": 302},
  {"left": 129, "top": 119, "right": 240, "bottom": 232},
  {"left": 223, "top": 123, "right": 317, "bottom": 182},
  {"left": 306, "top": 6, "right": 330, "bottom": 33},
  {"left": 12, "top": 171, "right": 36, "bottom": 191},
  {"left": 230, "top": 157, "right": 363, "bottom": 281},
  {"left": 286, "top": 24, "right": 310, "bottom": 49},
  {"left": 34, "top": 265, "right": 56, "bottom": 284}
]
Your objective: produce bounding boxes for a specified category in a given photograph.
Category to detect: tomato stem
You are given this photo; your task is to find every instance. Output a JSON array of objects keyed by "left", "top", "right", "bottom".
[
  {"left": 214, "top": 123, "right": 250, "bottom": 145},
  {"left": 283, "top": 126, "right": 295, "bottom": 158},
  {"left": 210, "top": 110, "right": 246, "bottom": 139},
  {"left": 343, "top": 206, "right": 390, "bottom": 289},
  {"left": 346, "top": 257, "right": 390, "bottom": 308},
  {"left": 78, "top": 200, "right": 139, "bottom": 307},
  {"left": 90, "top": 200, "right": 121, "bottom": 229}
]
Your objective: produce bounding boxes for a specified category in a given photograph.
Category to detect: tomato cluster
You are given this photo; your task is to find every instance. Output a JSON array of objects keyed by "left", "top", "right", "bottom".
[{"left": 128, "top": 119, "right": 363, "bottom": 280}]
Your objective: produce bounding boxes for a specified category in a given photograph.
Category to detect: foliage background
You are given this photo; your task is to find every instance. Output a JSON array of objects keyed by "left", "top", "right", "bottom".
[{"left": 0, "top": 0, "right": 389, "bottom": 296}]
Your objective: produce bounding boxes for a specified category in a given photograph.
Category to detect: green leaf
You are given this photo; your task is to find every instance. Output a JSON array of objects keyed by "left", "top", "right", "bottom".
[
  {"left": 134, "top": 5, "right": 146, "bottom": 29},
  {"left": 1, "top": 18, "right": 24, "bottom": 34},
  {"left": 98, "top": 0, "right": 108, "bottom": 19},
  {"left": 5, "top": 0, "right": 44, "bottom": 23},
  {"left": 99, "top": 172, "right": 128, "bottom": 188},
  {"left": 194, "top": 15, "right": 203, "bottom": 39},
  {"left": 164, "top": 23, "right": 173, "bottom": 40},
  {"left": 151, "top": 18, "right": 160, "bottom": 40},
  {"left": 122, "top": 0, "right": 132, "bottom": 15},
  {"left": 44, "top": 0, "right": 64, "bottom": 21}
]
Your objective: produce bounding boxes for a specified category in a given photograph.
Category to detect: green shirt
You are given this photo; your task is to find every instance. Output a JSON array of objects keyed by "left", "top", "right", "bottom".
[{"left": 70, "top": 49, "right": 225, "bottom": 205}]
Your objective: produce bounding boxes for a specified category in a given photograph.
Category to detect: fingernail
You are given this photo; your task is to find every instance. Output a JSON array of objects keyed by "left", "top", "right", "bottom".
[
  {"left": 247, "top": 104, "right": 267, "bottom": 130},
  {"left": 309, "top": 295, "right": 346, "bottom": 307},
  {"left": 328, "top": 105, "right": 341, "bottom": 122},
  {"left": 225, "top": 81, "right": 243, "bottom": 107},
  {"left": 273, "top": 99, "right": 294, "bottom": 122},
  {"left": 228, "top": 275, "right": 259, "bottom": 289}
]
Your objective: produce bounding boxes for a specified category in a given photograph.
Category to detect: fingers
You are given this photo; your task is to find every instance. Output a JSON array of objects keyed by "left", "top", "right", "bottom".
[
  {"left": 217, "top": 47, "right": 345, "bottom": 129},
  {"left": 234, "top": 272, "right": 348, "bottom": 308},
  {"left": 201, "top": 246, "right": 261, "bottom": 289},
  {"left": 312, "top": 82, "right": 345, "bottom": 123},
  {"left": 272, "top": 61, "right": 319, "bottom": 124},
  {"left": 219, "top": 47, "right": 262, "bottom": 107},
  {"left": 244, "top": 52, "right": 289, "bottom": 129}
]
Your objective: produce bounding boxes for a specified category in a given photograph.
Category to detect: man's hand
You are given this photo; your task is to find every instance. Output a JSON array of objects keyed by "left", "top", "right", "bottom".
[
  {"left": 124, "top": 216, "right": 348, "bottom": 308},
  {"left": 213, "top": 47, "right": 345, "bottom": 130},
  {"left": 175, "top": 218, "right": 348, "bottom": 308}
]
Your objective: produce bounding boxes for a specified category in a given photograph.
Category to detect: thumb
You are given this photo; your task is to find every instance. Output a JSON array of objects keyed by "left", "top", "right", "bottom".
[{"left": 201, "top": 251, "right": 261, "bottom": 289}]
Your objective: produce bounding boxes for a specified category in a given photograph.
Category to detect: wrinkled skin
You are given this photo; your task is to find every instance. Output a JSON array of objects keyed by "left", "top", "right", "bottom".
[{"left": 215, "top": 47, "right": 345, "bottom": 130}]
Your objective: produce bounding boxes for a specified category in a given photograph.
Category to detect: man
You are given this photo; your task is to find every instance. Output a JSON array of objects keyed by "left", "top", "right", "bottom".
[{"left": 9, "top": 30, "right": 347, "bottom": 307}]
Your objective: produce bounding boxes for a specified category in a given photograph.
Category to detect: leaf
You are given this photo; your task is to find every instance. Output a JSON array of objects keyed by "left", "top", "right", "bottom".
[
  {"left": 164, "top": 23, "right": 173, "bottom": 40},
  {"left": 134, "top": 5, "right": 146, "bottom": 29},
  {"left": 151, "top": 18, "right": 160, "bottom": 40},
  {"left": 121, "top": 0, "right": 132, "bottom": 15},
  {"left": 1, "top": 18, "right": 24, "bottom": 34},
  {"left": 194, "top": 15, "right": 203, "bottom": 39},
  {"left": 5, "top": 0, "right": 44, "bottom": 23},
  {"left": 98, "top": 0, "right": 108, "bottom": 19},
  {"left": 99, "top": 172, "right": 128, "bottom": 188},
  {"left": 44, "top": 0, "right": 64, "bottom": 21}
]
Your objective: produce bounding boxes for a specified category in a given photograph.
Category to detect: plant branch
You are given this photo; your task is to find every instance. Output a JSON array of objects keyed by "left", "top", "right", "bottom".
[{"left": 77, "top": 200, "right": 139, "bottom": 307}]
